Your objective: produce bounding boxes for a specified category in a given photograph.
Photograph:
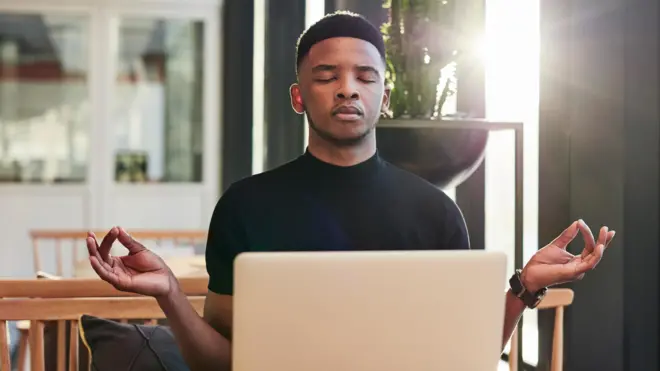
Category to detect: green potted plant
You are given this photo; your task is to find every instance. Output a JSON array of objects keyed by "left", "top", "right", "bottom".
[{"left": 375, "top": 0, "right": 491, "bottom": 189}]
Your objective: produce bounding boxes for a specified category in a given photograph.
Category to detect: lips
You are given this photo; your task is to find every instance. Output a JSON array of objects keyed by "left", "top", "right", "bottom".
[{"left": 333, "top": 105, "right": 362, "bottom": 116}]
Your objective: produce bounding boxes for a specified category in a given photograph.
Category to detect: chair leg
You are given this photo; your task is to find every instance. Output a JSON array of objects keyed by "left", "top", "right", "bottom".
[{"left": 550, "top": 306, "right": 564, "bottom": 371}]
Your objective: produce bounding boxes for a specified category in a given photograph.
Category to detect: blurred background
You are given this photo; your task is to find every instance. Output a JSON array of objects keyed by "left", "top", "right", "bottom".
[{"left": 0, "top": 1, "right": 657, "bottom": 370}]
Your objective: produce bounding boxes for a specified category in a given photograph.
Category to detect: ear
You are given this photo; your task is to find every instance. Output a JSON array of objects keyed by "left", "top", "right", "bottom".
[
  {"left": 290, "top": 83, "right": 305, "bottom": 115},
  {"left": 381, "top": 87, "right": 391, "bottom": 114}
]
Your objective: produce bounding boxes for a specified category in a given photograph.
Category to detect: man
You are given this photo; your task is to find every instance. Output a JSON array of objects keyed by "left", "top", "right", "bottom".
[{"left": 86, "top": 11, "right": 615, "bottom": 371}]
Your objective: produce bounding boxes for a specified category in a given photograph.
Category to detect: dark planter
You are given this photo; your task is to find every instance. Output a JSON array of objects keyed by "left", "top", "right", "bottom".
[{"left": 375, "top": 118, "right": 491, "bottom": 189}]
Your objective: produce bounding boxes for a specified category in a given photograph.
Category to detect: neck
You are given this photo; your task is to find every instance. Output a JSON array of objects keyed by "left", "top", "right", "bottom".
[{"left": 307, "top": 133, "right": 377, "bottom": 167}]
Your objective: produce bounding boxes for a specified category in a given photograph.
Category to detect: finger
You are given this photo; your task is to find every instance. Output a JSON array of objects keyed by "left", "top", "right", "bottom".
[
  {"left": 575, "top": 243, "right": 605, "bottom": 275},
  {"left": 86, "top": 232, "right": 101, "bottom": 259},
  {"left": 597, "top": 226, "right": 609, "bottom": 246},
  {"left": 577, "top": 219, "right": 596, "bottom": 250},
  {"left": 605, "top": 230, "right": 616, "bottom": 247},
  {"left": 86, "top": 232, "right": 112, "bottom": 267},
  {"left": 551, "top": 220, "right": 579, "bottom": 249},
  {"left": 117, "top": 227, "right": 147, "bottom": 254},
  {"left": 583, "top": 226, "right": 607, "bottom": 259},
  {"left": 99, "top": 227, "right": 119, "bottom": 263},
  {"left": 86, "top": 233, "right": 116, "bottom": 273},
  {"left": 577, "top": 220, "right": 596, "bottom": 257},
  {"left": 89, "top": 255, "right": 121, "bottom": 287}
]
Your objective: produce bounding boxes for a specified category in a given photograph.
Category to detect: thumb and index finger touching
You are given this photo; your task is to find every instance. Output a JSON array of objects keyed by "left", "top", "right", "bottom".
[
  {"left": 85, "top": 226, "right": 148, "bottom": 286},
  {"left": 553, "top": 219, "right": 616, "bottom": 277},
  {"left": 576, "top": 225, "right": 616, "bottom": 272},
  {"left": 553, "top": 219, "right": 615, "bottom": 251},
  {"left": 86, "top": 226, "right": 146, "bottom": 262}
]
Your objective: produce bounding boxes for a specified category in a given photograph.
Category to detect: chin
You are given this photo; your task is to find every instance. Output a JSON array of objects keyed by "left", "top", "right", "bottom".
[
  {"left": 327, "top": 129, "right": 373, "bottom": 146},
  {"left": 328, "top": 135, "right": 369, "bottom": 147},
  {"left": 336, "top": 117, "right": 369, "bottom": 127},
  {"left": 333, "top": 125, "right": 368, "bottom": 136},
  {"left": 309, "top": 117, "right": 373, "bottom": 145}
]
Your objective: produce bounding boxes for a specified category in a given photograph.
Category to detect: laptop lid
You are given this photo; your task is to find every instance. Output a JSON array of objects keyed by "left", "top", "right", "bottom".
[{"left": 232, "top": 250, "right": 508, "bottom": 371}]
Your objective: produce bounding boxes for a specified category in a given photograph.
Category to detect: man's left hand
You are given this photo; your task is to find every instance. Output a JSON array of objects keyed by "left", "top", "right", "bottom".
[{"left": 520, "top": 219, "right": 616, "bottom": 293}]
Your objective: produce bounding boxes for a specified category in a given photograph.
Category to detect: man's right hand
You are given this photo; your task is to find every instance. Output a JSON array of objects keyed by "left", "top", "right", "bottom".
[{"left": 86, "top": 226, "right": 176, "bottom": 298}]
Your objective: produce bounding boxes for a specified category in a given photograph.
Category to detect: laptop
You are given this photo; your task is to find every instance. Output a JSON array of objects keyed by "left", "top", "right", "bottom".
[{"left": 232, "top": 250, "right": 508, "bottom": 371}]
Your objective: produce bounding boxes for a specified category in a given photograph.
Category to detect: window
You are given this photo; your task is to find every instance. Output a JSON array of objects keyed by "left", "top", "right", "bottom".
[
  {"left": 0, "top": 13, "right": 89, "bottom": 183},
  {"left": 113, "top": 18, "right": 204, "bottom": 183}
]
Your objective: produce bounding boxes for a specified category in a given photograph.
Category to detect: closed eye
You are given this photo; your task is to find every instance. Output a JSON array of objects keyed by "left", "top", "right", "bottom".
[
  {"left": 357, "top": 66, "right": 380, "bottom": 83},
  {"left": 314, "top": 77, "right": 337, "bottom": 83}
]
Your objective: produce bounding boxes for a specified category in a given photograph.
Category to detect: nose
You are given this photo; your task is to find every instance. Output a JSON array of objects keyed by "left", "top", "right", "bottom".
[{"left": 335, "top": 77, "right": 360, "bottom": 100}]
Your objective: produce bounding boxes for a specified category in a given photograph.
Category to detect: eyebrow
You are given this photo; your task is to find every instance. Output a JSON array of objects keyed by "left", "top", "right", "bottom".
[{"left": 311, "top": 64, "right": 337, "bottom": 73}]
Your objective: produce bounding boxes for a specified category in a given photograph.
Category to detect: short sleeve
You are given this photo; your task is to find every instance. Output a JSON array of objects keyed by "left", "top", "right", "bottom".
[
  {"left": 205, "top": 186, "right": 248, "bottom": 295},
  {"left": 442, "top": 197, "right": 471, "bottom": 250}
]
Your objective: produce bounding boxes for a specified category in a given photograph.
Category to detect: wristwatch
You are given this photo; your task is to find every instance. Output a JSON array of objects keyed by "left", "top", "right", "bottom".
[{"left": 509, "top": 269, "right": 547, "bottom": 309}]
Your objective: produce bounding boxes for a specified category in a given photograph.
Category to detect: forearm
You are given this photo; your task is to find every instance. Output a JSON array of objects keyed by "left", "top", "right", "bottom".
[
  {"left": 157, "top": 287, "right": 232, "bottom": 371},
  {"left": 501, "top": 290, "right": 526, "bottom": 352}
]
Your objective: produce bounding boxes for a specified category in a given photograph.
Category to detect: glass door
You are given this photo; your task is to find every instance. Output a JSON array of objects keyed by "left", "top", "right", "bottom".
[
  {"left": 97, "top": 2, "right": 220, "bottom": 229},
  {"left": 111, "top": 17, "right": 205, "bottom": 184}
]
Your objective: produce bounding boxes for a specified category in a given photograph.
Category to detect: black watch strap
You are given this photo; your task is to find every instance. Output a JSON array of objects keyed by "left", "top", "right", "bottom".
[{"left": 509, "top": 269, "right": 547, "bottom": 309}]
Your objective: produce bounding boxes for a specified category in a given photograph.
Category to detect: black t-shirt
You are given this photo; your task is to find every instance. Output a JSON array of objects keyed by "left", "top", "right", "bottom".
[{"left": 205, "top": 149, "right": 470, "bottom": 295}]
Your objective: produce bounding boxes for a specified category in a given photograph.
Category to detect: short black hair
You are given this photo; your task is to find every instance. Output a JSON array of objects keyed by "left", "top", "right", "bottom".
[{"left": 295, "top": 11, "right": 386, "bottom": 75}]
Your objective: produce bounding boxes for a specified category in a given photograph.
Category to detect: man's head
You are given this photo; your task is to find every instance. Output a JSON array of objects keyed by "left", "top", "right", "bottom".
[{"left": 291, "top": 11, "right": 390, "bottom": 148}]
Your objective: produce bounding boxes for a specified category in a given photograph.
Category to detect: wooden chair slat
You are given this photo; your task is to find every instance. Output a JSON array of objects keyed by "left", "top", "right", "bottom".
[
  {"left": 0, "top": 320, "right": 10, "bottom": 371},
  {"left": 16, "top": 325, "right": 28, "bottom": 371},
  {"left": 30, "top": 321, "right": 45, "bottom": 371},
  {"left": 68, "top": 321, "right": 79, "bottom": 371},
  {"left": 0, "top": 297, "right": 205, "bottom": 321},
  {"left": 0, "top": 277, "right": 208, "bottom": 298},
  {"left": 30, "top": 230, "right": 207, "bottom": 240},
  {"left": 536, "top": 288, "right": 574, "bottom": 309},
  {"left": 73, "top": 239, "right": 79, "bottom": 268},
  {"left": 33, "top": 238, "right": 41, "bottom": 274},
  {"left": 57, "top": 320, "right": 66, "bottom": 371},
  {"left": 55, "top": 239, "right": 63, "bottom": 276}
]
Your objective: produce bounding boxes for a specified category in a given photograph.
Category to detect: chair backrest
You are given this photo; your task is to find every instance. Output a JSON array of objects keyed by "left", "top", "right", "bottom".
[
  {"left": 508, "top": 288, "right": 574, "bottom": 371},
  {"left": 29, "top": 229, "right": 208, "bottom": 277},
  {"left": 0, "top": 277, "right": 208, "bottom": 299},
  {"left": 0, "top": 277, "right": 209, "bottom": 371},
  {"left": 0, "top": 296, "right": 205, "bottom": 371}
]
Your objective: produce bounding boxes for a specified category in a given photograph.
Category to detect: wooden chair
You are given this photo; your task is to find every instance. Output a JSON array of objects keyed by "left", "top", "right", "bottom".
[
  {"left": 10, "top": 272, "right": 64, "bottom": 371},
  {"left": 0, "top": 277, "right": 208, "bottom": 371},
  {"left": 29, "top": 229, "right": 208, "bottom": 277},
  {"left": 508, "top": 288, "right": 574, "bottom": 371},
  {"left": 0, "top": 296, "right": 206, "bottom": 371}
]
